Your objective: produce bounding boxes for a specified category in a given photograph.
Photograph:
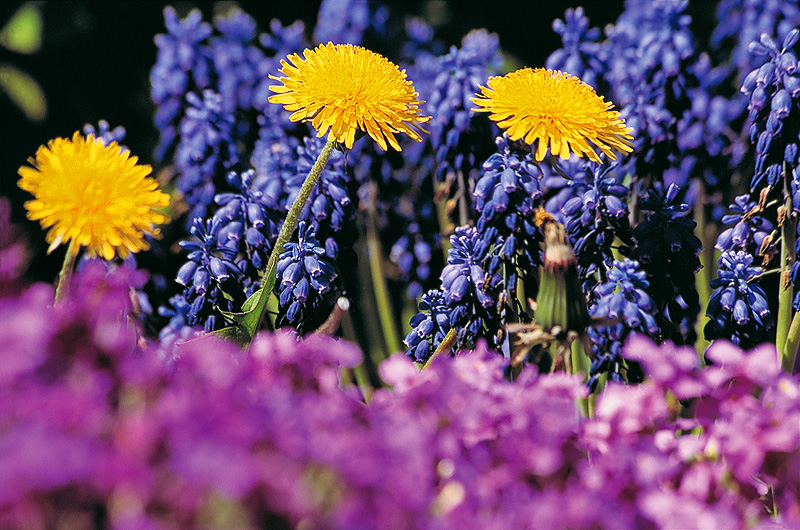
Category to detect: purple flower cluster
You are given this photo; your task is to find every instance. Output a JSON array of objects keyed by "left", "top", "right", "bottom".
[
  {"left": 313, "top": 0, "right": 370, "bottom": 46},
  {"left": 173, "top": 217, "right": 243, "bottom": 333},
  {"left": 2, "top": 268, "right": 798, "bottom": 529},
  {"left": 741, "top": 29, "right": 800, "bottom": 191},
  {"left": 389, "top": 202, "right": 441, "bottom": 299},
  {"left": 716, "top": 194, "right": 774, "bottom": 254},
  {"left": 151, "top": 7, "right": 308, "bottom": 219},
  {"left": 713, "top": 0, "right": 800, "bottom": 79},
  {"left": 706, "top": 250, "right": 774, "bottom": 348},
  {"left": 426, "top": 29, "right": 502, "bottom": 183},
  {"left": 549, "top": 160, "right": 631, "bottom": 283},
  {"left": 0, "top": 197, "right": 28, "bottom": 297},
  {"left": 405, "top": 226, "right": 504, "bottom": 362},
  {"left": 546, "top": 7, "right": 606, "bottom": 91},
  {"left": 174, "top": 89, "right": 238, "bottom": 221},
  {"left": 629, "top": 183, "right": 702, "bottom": 345},
  {"left": 275, "top": 221, "right": 340, "bottom": 333},
  {"left": 473, "top": 135, "right": 544, "bottom": 293},
  {"left": 587, "top": 259, "right": 658, "bottom": 387},
  {"left": 548, "top": 1, "right": 740, "bottom": 195}
]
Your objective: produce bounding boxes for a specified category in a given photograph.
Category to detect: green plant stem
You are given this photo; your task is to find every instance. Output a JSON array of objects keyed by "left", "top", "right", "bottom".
[
  {"left": 784, "top": 312, "right": 800, "bottom": 373},
  {"left": 253, "top": 140, "right": 335, "bottom": 333},
  {"left": 422, "top": 327, "right": 457, "bottom": 370},
  {"left": 572, "top": 336, "right": 591, "bottom": 417},
  {"left": 693, "top": 181, "right": 711, "bottom": 365},
  {"left": 352, "top": 363, "right": 373, "bottom": 403},
  {"left": 365, "top": 196, "right": 402, "bottom": 356},
  {"left": 777, "top": 161, "right": 795, "bottom": 370},
  {"left": 54, "top": 246, "right": 78, "bottom": 304}
]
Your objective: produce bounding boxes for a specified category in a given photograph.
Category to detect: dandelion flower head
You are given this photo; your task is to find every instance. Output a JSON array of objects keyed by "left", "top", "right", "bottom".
[
  {"left": 472, "top": 68, "right": 633, "bottom": 163},
  {"left": 18, "top": 132, "right": 170, "bottom": 260},
  {"left": 268, "top": 42, "right": 430, "bottom": 151}
]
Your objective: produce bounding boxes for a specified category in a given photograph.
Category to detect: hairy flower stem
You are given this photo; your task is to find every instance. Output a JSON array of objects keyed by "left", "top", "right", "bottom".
[
  {"left": 777, "top": 162, "right": 795, "bottom": 370},
  {"left": 254, "top": 140, "right": 335, "bottom": 332},
  {"left": 54, "top": 246, "right": 78, "bottom": 304}
]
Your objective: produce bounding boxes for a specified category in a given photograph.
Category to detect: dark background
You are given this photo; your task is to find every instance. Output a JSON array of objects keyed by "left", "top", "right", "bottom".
[{"left": 1, "top": 0, "right": 634, "bottom": 282}]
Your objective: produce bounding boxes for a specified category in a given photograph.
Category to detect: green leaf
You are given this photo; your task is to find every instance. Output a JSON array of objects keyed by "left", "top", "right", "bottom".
[
  {"left": 0, "top": 3, "right": 42, "bottom": 54},
  {"left": 211, "top": 265, "right": 277, "bottom": 345},
  {"left": 0, "top": 64, "right": 46, "bottom": 122}
]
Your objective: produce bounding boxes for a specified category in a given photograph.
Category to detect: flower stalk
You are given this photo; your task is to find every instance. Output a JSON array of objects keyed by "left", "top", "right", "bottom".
[
  {"left": 253, "top": 140, "right": 335, "bottom": 333},
  {"left": 777, "top": 162, "right": 795, "bottom": 370},
  {"left": 54, "top": 246, "right": 78, "bottom": 304}
]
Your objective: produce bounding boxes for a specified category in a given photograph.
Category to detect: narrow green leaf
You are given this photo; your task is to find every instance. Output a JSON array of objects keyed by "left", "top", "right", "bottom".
[
  {"left": 0, "top": 3, "right": 42, "bottom": 54},
  {"left": 211, "top": 264, "right": 277, "bottom": 344},
  {"left": 0, "top": 64, "right": 46, "bottom": 121}
]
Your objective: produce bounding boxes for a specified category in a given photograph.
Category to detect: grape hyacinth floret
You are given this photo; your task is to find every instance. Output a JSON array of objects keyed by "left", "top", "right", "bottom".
[
  {"left": 274, "top": 221, "right": 339, "bottom": 333},
  {"left": 176, "top": 217, "right": 243, "bottom": 331},
  {"left": 474, "top": 135, "right": 544, "bottom": 292},
  {"left": 587, "top": 259, "right": 658, "bottom": 388},
  {"left": 82, "top": 119, "right": 127, "bottom": 149},
  {"left": 426, "top": 29, "right": 502, "bottom": 183},
  {"left": 150, "top": 7, "right": 212, "bottom": 158},
  {"left": 546, "top": 7, "right": 606, "bottom": 91},
  {"left": 715, "top": 194, "right": 774, "bottom": 254},
  {"left": 706, "top": 250, "right": 774, "bottom": 348},
  {"left": 440, "top": 226, "right": 504, "bottom": 346},
  {"left": 740, "top": 28, "right": 800, "bottom": 191},
  {"left": 404, "top": 288, "right": 451, "bottom": 362},
  {"left": 406, "top": 226, "right": 504, "bottom": 363},
  {"left": 174, "top": 89, "right": 239, "bottom": 221},
  {"left": 629, "top": 183, "right": 702, "bottom": 344},
  {"left": 557, "top": 161, "right": 631, "bottom": 282},
  {"left": 212, "top": 169, "right": 280, "bottom": 274}
]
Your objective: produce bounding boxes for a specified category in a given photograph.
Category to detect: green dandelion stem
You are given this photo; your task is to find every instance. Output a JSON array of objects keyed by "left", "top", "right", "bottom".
[
  {"left": 254, "top": 140, "right": 335, "bottom": 334},
  {"left": 54, "top": 245, "right": 78, "bottom": 304},
  {"left": 777, "top": 161, "right": 795, "bottom": 371}
]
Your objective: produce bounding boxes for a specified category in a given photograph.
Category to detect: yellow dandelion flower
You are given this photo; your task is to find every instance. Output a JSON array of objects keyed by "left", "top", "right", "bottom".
[
  {"left": 268, "top": 42, "right": 430, "bottom": 151},
  {"left": 18, "top": 132, "right": 170, "bottom": 261},
  {"left": 472, "top": 68, "right": 633, "bottom": 163}
]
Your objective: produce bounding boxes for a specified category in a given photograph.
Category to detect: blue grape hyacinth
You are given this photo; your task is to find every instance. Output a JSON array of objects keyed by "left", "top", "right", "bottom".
[
  {"left": 740, "top": 29, "right": 800, "bottom": 191},
  {"left": 587, "top": 259, "right": 658, "bottom": 389},
  {"left": 405, "top": 226, "right": 504, "bottom": 363},
  {"left": 630, "top": 183, "right": 702, "bottom": 345},
  {"left": 715, "top": 194, "right": 774, "bottom": 254},
  {"left": 404, "top": 289, "right": 451, "bottom": 363},
  {"left": 426, "top": 29, "right": 502, "bottom": 183},
  {"left": 473, "top": 135, "right": 545, "bottom": 294},
  {"left": 558, "top": 161, "right": 631, "bottom": 282},
  {"left": 212, "top": 169, "right": 281, "bottom": 273},
  {"left": 175, "top": 217, "right": 244, "bottom": 332},
  {"left": 174, "top": 89, "right": 239, "bottom": 222},
  {"left": 274, "top": 222, "right": 339, "bottom": 334},
  {"left": 706, "top": 250, "right": 773, "bottom": 348}
]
